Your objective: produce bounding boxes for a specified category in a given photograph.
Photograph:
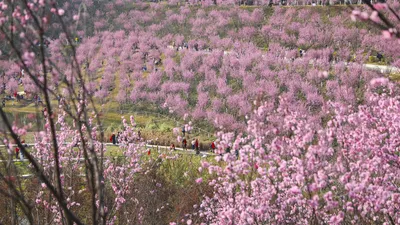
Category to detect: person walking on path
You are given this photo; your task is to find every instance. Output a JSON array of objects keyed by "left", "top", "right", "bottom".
[
  {"left": 191, "top": 139, "right": 195, "bottom": 150},
  {"left": 210, "top": 142, "right": 216, "bottom": 153},
  {"left": 15, "top": 147, "right": 20, "bottom": 159},
  {"left": 20, "top": 139, "right": 27, "bottom": 160},
  {"left": 377, "top": 52, "right": 383, "bottom": 62},
  {"left": 19, "top": 148, "right": 24, "bottom": 160},
  {"left": 182, "top": 138, "right": 187, "bottom": 150},
  {"left": 195, "top": 139, "right": 199, "bottom": 155},
  {"left": 110, "top": 133, "right": 116, "bottom": 145}
]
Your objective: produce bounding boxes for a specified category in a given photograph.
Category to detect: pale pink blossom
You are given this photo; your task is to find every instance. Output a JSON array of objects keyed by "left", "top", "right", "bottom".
[
  {"left": 370, "top": 11, "right": 380, "bottom": 23},
  {"left": 382, "top": 30, "right": 392, "bottom": 39},
  {"left": 57, "top": 9, "right": 65, "bottom": 16}
]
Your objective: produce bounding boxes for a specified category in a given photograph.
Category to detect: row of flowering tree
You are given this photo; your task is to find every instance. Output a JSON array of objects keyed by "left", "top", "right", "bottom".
[
  {"left": 51, "top": 1, "right": 399, "bottom": 132},
  {"left": 195, "top": 79, "right": 400, "bottom": 224},
  {"left": 166, "top": 0, "right": 384, "bottom": 6}
]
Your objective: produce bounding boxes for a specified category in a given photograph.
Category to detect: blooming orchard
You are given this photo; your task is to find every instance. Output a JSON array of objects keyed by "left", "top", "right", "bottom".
[
  {"left": 0, "top": 0, "right": 400, "bottom": 224},
  {"left": 196, "top": 81, "right": 400, "bottom": 224}
]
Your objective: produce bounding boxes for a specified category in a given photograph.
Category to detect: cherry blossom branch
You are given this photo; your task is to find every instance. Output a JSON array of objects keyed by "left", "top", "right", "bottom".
[{"left": 0, "top": 108, "right": 84, "bottom": 225}]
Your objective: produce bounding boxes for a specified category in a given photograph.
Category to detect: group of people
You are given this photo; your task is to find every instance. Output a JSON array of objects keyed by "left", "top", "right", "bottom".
[
  {"left": 0, "top": 92, "right": 26, "bottom": 107},
  {"left": 176, "top": 138, "right": 232, "bottom": 156},
  {"left": 106, "top": 127, "right": 238, "bottom": 158},
  {"left": 107, "top": 125, "right": 228, "bottom": 156},
  {"left": 173, "top": 42, "right": 201, "bottom": 52},
  {"left": 33, "top": 94, "right": 43, "bottom": 105},
  {"left": 169, "top": 126, "right": 218, "bottom": 155},
  {"left": 0, "top": 73, "right": 44, "bottom": 107},
  {"left": 110, "top": 132, "right": 121, "bottom": 145},
  {"left": 13, "top": 92, "right": 25, "bottom": 102},
  {"left": 172, "top": 138, "right": 202, "bottom": 154},
  {"left": 110, "top": 130, "right": 141, "bottom": 145}
]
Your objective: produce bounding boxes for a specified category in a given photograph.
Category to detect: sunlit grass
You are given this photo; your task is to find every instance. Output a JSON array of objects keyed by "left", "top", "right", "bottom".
[{"left": 389, "top": 72, "right": 400, "bottom": 82}]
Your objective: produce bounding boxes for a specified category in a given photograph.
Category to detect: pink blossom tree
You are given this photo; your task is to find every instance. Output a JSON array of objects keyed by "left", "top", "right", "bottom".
[{"left": 196, "top": 81, "right": 400, "bottom": 224}]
